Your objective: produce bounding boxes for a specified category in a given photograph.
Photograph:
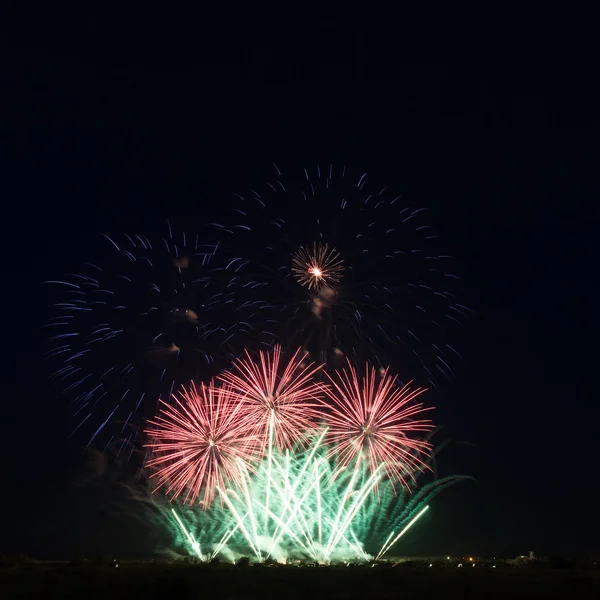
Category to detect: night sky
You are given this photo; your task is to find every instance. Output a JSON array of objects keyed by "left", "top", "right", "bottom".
[{"left": 2, "top": 12, "right": 598, "bottom": 560}]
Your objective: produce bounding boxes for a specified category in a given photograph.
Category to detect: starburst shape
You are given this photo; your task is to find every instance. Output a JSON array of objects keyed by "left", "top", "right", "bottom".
[
  {"left": 145, "top": 380, "right": 258, "bottom": 507},
  {"left": 219, "top": 345, "right": 324, "bottom": 450},
  {"left": 291, "top": 242, "right": 344, "bottom": 290},
  {"left": 321, "top": 361, "right": 434, "bottom": 490}
]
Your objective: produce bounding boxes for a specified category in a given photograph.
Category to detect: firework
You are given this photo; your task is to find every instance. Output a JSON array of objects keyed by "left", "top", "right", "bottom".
[
  {"left": 139, "top": 431, "right": 468, "bottom": 563},
  {"left": 211, "top": 164, "right": 469, "bottom": 385},
  {"left": 219, "top": 346, "right": 324, "bottom": 450},
  {"left": 321, "top": 361, "right": 434, "bottom": 491},
  {"left": 291, "top": 242, "right": 344, "bottom": 290},
  {"left": 215, "top": 429, "right": 381, "bottom": 562},
  {"left": 144, "top": 380, "right": 258, "bottom": 507},
  {"left": 43, "top": 224, "right": 262, "bottom": 452}
]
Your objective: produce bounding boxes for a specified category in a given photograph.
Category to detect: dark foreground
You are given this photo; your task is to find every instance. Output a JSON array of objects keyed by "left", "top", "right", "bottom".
[{"left": 2, "top": 563, "right": 599, "bottom": 599}]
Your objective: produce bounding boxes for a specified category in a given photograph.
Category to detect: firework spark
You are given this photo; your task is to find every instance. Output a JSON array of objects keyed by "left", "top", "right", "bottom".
[
  {"left": 321, "top": 361, "right": 434, "bottom": 490},
  {"left": 292, "top": 242, "right": 344, "bottom": 290},
  {"left": 145, "top": 380, "right": 258, "bottom": 507},
  {"left": 219, "top": 346, "right": 325, "bottom": 450}
]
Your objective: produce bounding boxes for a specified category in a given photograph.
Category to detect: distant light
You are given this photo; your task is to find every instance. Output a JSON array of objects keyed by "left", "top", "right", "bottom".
[
  {"left": 429, "top": 563, "right": 433, "bottom": 568},
  {"left": 469, "top": 557, "right": 473, "bottom": 561},
  {"left": 446, "top": 556, "right": 450, "bottom": 560},
  {"left": 492, "top": 565, "right": 497, "bottom": 569}
]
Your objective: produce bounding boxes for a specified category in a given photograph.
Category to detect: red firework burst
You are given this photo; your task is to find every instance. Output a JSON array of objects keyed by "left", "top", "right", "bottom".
[
  {"left": 291, "top": 242, "right": 344, "bottom": 290},
  {"left": 321, "top": 361, "right": 434, "bottom": 490},
  {"left": 219, "top": 345, "right": 324, "bottom": 450},
  {"left": 144, "top": 380, "right": 258, "bottom": 507}
]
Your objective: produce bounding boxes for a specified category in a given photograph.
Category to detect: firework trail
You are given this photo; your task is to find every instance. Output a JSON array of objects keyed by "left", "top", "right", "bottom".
[
  {"left": 210, "top": 164, "right": 470, "bottom": 386},
  {"left": 321, "top": 361, "right": 434, "bottom": 491},
  {"left": 139, "top": 431, "right": 469, "bottom": 563},
  {"left": 126, "top": 474, "right": 242, "bottom": 563},
  {"left": 145, "top": 380, "right": 259, "bottom": 507},
  {"left": 43, "top": 224, "right": 267, "bottom": 452}
]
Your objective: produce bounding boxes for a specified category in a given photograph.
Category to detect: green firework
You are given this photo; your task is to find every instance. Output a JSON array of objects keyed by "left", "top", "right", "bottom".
[{"left": 146, "top": 431, "right": 468, "bottom": 563}]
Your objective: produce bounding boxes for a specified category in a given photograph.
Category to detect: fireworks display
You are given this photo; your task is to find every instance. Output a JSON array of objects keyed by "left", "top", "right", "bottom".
[
  {"left": 134, "top": 345, "right": 464, "bottom": 562},
  {"left": 45, "top": 165, "right": 470, "bottom": 563}
]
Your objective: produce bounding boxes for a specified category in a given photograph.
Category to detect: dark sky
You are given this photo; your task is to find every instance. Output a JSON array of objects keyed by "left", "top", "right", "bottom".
[{"left": 2, "top": 11, "right": 598, "bottom": 560}]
